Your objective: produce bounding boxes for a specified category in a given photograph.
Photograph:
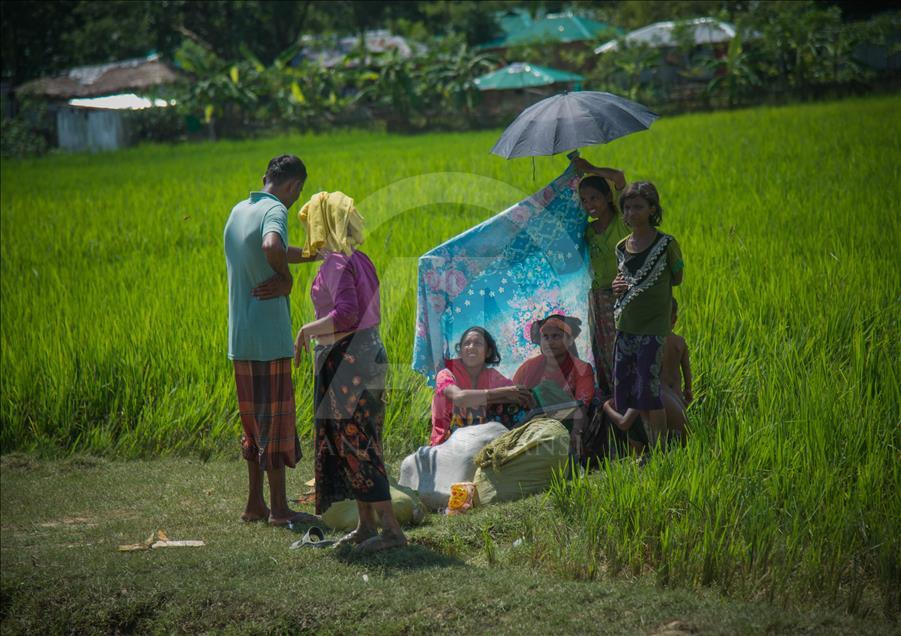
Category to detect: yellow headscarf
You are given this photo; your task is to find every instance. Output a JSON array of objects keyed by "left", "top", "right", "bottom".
[{"left": 298, "top": 191, "right": 365, "bottom": 257}]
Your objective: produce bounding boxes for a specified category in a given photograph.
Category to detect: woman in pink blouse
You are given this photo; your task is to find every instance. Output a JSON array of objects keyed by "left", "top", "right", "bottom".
[
  {"left": 294, "top": 191, "right": 405, "bottom": 554},
  {"left": 430, "top": 327, "right": 534, "bottom": 446}
]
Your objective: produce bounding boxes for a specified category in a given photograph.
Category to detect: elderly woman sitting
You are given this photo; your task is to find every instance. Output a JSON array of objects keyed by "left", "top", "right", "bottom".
[
  {"left": 430, "top": 326, "right": 534, "bottom": 446},
  {"left": 512, "top": 314, "right": 596, "bottom": 455}
]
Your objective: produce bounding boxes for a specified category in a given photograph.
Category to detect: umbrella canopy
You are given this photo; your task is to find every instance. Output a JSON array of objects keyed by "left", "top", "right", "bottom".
[
  {"left": 474, "top": 63, "right": 583, "bottom": 91},
  {"left": 595, "top": 17, "right": 737, "bottom": 54},
  {"left": 490, "top": 91, "right": 659, "bottom": 159}
]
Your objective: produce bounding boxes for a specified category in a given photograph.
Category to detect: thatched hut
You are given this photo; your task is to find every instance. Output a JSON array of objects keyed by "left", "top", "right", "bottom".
[{"left": 15, "top": 53, "right": 182, "bottom": 152}]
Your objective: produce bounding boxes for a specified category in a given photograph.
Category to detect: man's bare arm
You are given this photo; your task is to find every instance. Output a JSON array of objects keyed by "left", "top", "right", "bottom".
[
  {"left": 252, "top": 232, "right": 293, "bottom": 299},
  {"left": 287, "top": 246, "right": 320, "bottom": 264}
]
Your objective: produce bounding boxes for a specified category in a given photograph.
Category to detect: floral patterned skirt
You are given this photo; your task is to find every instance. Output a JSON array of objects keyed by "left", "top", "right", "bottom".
[
  {"left": 587, "top": 287, "right": 617, "bottom": 396},
  {"left": 313, "top": 328, "right": 390, "bottom": 515},
  {"left": 613, "top": 332, "right": 665, "bottom": 412}
]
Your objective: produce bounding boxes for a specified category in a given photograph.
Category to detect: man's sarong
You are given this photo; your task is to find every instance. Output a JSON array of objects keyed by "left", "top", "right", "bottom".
[{"left": 234, "top": 358, "right": 302, "bottom": 470}]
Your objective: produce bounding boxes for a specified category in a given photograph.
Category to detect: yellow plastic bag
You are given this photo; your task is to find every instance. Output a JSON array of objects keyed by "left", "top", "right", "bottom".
[{"left": 446, "top": 482, "right": 478, "bottom": 515}]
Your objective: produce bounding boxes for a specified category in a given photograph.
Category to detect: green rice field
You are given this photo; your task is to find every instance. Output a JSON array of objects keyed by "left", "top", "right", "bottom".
[{"left": 1, "top": 95, "right": 899, "bottom": 615}]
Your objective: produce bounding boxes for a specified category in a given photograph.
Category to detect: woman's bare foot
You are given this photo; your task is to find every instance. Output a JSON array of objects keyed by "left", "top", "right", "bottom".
[
  {"left": 241, "top": 507, "right": 269, "bottom": 523},
  {"left": 333, "top": 527, "right": 378, "bottom": 549},
  {"left": 269, "top": 510, "right": 320, "bottom": 527},
  {"left": 353, "top": 531, "right": 407, "bottom": 554}
]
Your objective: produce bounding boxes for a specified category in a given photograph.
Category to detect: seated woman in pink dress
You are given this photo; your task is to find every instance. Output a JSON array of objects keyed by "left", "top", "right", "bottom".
[{"left": 430, "top": 327, "right": 534, "bottom": 446}]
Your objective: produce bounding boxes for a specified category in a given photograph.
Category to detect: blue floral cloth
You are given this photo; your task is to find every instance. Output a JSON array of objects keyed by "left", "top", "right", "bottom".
[{"left": 413, "top": 166, "right": 594, "bottom": 384}]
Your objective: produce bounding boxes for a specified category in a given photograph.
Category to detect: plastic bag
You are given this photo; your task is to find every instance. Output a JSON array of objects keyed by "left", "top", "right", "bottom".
[
  {"left": 320, "top": 482, "right": 425, "bottom": 531},
  {"left": 446, "top": 482, "right": 478, "bottom": 515}
]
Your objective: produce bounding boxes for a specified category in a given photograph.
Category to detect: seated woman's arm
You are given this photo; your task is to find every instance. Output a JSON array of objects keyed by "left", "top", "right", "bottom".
[{"left": 444, "top": 385, "right": 534, "bottom": 409}]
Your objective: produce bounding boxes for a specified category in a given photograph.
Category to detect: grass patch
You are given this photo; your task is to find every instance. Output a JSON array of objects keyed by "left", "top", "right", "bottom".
[{"left": 2, "top": 456, "right": 897, "bottom": 634}]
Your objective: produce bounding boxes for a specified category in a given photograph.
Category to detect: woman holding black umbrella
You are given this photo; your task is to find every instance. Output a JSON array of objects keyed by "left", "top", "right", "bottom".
[{"left": 574, "top": 157, "right": 628, "bottom": 396}]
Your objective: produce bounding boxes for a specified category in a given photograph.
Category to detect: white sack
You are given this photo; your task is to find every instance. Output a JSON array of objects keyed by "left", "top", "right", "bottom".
[{"left": 398, "top": 422, "right": 509, "bottom": 510}]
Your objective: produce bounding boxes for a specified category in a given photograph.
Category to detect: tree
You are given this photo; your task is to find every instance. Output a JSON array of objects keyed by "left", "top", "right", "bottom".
[
  {"left": 2, "top": 1, "right": 79, "bottom": 84},
  {"left": 2, "top": 1, "right": 187, "bottom": 85},
  {"left": 705, "top": 33, "right": 759, "bottom": 108},
  {"left": 587, "top": 41, "right": 662, "bottom": 103},
  {"left": 354, "top": 48, "right": 422, "bottom": 129},
  {"left": 63, "top": 1, "right": 184, "bottom": 66},
  {"left": 415, "top": 1, "right": 504, "bottom": 45},
  {"left": 421, "top": 39, "right": 497, "bottom": 124},
  {"left": 735, "top": 1, "right": 854, "bottom": 98},
  {"left": 178, "top": 1, "right": 314, "bottom": 64}
]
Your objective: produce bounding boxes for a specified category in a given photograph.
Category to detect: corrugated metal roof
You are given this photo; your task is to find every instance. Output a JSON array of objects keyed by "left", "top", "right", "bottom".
[{"left": 595, "top": 18, "right": 740, "bottom": 54}]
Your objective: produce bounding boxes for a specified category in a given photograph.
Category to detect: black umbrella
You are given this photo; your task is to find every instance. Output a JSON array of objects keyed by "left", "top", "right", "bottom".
[{"left": 490, "top": 91, "right": 659, "bottom": 159}]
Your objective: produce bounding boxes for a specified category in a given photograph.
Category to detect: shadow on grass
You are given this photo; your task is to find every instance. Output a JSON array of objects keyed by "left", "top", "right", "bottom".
[
  {"left": 0, "top": 452, "right": 39, "bottom": 471},
  {"left": 332, "top": 541, "right": 466, "bottom": 573},
  {"left": 281, "top": 520, "right": 466, "bottom": 572},
  {"left": 1, "top": 452, "right": 109, "bottom": 472}
]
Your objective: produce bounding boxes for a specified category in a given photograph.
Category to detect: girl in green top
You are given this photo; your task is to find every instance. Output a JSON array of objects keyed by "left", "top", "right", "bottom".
[
  {"left": 574, "top": 158, "right": 628, "bottom": 396},
  {"left": 611, "top": 181, "right": 683, "bottom": 448}
]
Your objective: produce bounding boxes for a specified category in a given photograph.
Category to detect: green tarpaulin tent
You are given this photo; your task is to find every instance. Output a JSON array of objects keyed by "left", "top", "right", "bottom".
[
  {"left": 502, "top": 11, "right": 620, "bottom": 46},
  {"left": 474, "top": 62, "right": 583, "bottom": 91}
]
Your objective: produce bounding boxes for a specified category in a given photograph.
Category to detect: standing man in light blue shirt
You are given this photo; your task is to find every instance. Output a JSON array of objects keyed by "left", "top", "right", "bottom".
[{"left": 224, "top": 154, "right": 317, "bottom": 526}]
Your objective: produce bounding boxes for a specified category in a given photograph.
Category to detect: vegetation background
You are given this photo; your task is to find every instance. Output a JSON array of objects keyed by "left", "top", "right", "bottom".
[
  {"left": 3, "top": 0, "right": 899, "bottom": 154},
  {"left": 2, "top": 96, "right": 899, "bottom": 625},
  {"left": 1, "top": 1, "right": 898, "bottom": 632}
]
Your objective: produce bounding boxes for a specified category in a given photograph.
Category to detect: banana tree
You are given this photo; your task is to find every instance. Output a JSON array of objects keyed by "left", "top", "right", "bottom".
[
  {"left": 424, "top": 42, "right": 497, "bottom": 122},
  {"left": 591, "top": 40, "right": 660, "bottom": 103},
  {"left": 705, "top": 34, "right": 760, "bottom": 108},
  {"left": 353, "top": 48, "right": 424, "bottom": 129},
  {"left": 174, "top": 39, "right": 261, "bottom": 139}
]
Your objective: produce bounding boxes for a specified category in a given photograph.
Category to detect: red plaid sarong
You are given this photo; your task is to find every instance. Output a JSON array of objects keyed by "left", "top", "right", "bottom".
[
  {"left": 234, "top": 358, "right": 301, "bottom": 470},
  {"left": 588, "top": 287, "right": 617, "bottom": 396}
]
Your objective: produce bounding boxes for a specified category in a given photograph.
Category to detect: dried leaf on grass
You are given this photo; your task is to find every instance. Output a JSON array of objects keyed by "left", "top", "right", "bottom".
[
  {"left": 118, "top": 530, "right": 204, "bottom": 552},
  {"left": 152, "top": 540, "right": 204, "bottom": 548},
  {"left": 117, "top": 532, "right": 156, "bottom": 552}
]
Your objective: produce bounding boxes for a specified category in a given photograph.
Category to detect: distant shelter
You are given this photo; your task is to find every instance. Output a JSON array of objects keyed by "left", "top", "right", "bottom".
[
  {"left": 296, "top": 30, "right": 424, "bottom": 69},
  {"left": 15, "top": 53, "right": 181, "bottom": 152},
  {"left": 474, "top": 62, "right": 584, "bottom": 119},
  {"left": 481, "top": 11, "right": 622, "bottom": 70}
]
